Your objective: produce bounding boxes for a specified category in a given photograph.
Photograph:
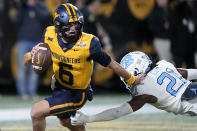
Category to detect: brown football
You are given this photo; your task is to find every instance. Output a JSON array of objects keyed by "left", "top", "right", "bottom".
[{"left": 32, "top": 43, "right": 52, "bottom": 74}]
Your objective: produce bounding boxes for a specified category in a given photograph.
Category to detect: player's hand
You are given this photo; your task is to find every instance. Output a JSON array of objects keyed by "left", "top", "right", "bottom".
[
  {"left": 30, "top": 43, "right": 43, "bottom": 56},
  {"left": 23, "top": 52, "right": 32, "bottom": 66},
  {"left": 70, "top": 111, "right": 88, "bottom": 126},
  {"left": 132, "top": 72, "right": 146, "bottom": 87}
]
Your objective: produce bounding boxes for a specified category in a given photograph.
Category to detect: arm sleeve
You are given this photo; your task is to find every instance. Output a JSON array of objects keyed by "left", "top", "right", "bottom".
[
  {"left": 186, "top": 69, "right": 197, "bottom": 80},
  {"left": 88, "top": 37, "right": 111, "bottom": 67},
  {"left": 87, "top": 103, "right": 133, "bottom": 123}
]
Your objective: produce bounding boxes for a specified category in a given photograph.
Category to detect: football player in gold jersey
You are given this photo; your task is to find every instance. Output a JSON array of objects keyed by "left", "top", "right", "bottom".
[{"left": 23, "top": 3, "right": 145, "bottom": 131}]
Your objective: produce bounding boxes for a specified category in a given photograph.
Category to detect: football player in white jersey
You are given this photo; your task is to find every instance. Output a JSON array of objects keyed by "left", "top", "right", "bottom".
[{"left": 70, "top": 51, "right": 197, "bottom": 125}]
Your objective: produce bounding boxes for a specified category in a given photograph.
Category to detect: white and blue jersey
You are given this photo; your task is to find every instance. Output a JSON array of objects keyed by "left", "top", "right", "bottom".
[{"left": 136, "top": 60, "right": 193, "bottom": 115}]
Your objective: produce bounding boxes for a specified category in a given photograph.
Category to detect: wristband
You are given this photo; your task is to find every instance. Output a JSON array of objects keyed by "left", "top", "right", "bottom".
[
  {"left": 27, "top": 52, "right": 32, "bottom": 61},
  {"left": 125, "top": 75, "right": 136, "bottom": 85}
]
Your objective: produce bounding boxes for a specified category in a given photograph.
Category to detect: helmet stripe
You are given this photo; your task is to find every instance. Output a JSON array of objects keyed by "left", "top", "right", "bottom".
[
  {"left": 54, "top": 12, "right": 60, "bottom": 21},
  {"left": 67, "top": 4, "right": 75, "bottom": 20},
  {"left": 68, "top": 4, "right": 78, "bottom": 21},
  {"left": 62, "top": 4, "right": 74, "bottom": 22}
]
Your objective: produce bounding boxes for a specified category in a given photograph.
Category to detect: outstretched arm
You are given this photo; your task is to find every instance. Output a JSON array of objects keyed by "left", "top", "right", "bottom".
[
  {"left": 177, "top": 69, "right": 197, "bottom": 100},
  {"left": 108, "top": 59, "right": 146, "bottom": 87},
  {"left": 89, "top": 36, "right": 145, "bottom": 87},
  {"left": 177, "top": 68, "right": 197, "bottom": 80},
  {"left": 71, "top": 95, "right": 157, "bottom": 125},
  {"left": 128, "top": 95, "right": 157, "bottom": 111}
]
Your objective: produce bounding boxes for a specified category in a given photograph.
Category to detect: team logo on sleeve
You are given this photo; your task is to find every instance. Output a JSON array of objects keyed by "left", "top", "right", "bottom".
[{"left": 77, "top": 41, "right": 87, "bottom": 47}]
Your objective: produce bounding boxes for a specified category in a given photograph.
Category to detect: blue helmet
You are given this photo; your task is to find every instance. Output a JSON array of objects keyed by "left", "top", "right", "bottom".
[
  {"left": 54, "top": 3, "right": 84, "bottom": 42},
  {"left": 120, "top": 51, "right": 152, "bottom": 76},
  {"left": 120, "top": 51, "right": 152, "bottom": 94}
]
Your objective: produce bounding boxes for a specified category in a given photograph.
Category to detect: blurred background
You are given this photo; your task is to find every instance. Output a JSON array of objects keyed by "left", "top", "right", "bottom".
[
  {"left": 1, "top": 0, "right": 197, "bottom": 130},
  {"left": 0, "top": 0, "right": 197, "bottom": 97}
]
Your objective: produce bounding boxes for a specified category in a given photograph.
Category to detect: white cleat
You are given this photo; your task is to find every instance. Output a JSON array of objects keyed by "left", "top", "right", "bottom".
[{"left": 70, "top": 111, "right": 88, "bottom": 125}]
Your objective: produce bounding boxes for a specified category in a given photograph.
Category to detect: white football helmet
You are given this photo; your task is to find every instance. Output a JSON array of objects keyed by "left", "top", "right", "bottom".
[{"left": 120, "top": 51, "right": 152, "bottom": 92}]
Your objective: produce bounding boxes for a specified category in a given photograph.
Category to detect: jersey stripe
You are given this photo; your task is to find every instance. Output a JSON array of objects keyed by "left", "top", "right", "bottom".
[
  {"left": 68, "top": 4, "right": 78, "bottom": 21},
  {"left": 51, "top": 106, "right": 82, "bottom": 115}
]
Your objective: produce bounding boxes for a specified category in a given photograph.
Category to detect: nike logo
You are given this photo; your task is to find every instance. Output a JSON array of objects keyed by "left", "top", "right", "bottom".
[
  {"left": 37, "top": 55, "right": 40, "bottom": 65},
  {"left": 47, "top": 37, "right": 53, "bottom": 41},
  {"left": 74, "top": 49, "right": 79, "bottom": 51}
]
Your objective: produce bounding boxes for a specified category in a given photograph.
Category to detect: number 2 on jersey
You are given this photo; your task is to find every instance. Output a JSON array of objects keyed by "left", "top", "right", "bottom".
[
  {"left": 157, "top": 72, "right": 185, "bottom": 96},
  {"left": 59, "top": 62, "right": 74, "bottom": 85}
]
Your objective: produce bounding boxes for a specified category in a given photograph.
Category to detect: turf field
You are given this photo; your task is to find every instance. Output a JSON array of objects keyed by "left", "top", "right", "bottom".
[{"left": 0, "top": 94, "right": 197, "bottom": 131}]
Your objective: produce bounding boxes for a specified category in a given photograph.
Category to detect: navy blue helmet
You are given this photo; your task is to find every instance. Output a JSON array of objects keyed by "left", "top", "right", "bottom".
[{"left": 54, "top": 3, "right": 84, "bottom": 43}]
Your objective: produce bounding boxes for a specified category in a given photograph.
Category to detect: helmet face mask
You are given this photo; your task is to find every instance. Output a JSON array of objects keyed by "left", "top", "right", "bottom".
[{"left": 54, "top": 3, "right": 84, "bottom": 43}]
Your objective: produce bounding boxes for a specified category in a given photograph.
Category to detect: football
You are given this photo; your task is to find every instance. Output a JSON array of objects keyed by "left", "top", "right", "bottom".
[{"left": 32, "top": 43, "right": 52, "bottom": 74}]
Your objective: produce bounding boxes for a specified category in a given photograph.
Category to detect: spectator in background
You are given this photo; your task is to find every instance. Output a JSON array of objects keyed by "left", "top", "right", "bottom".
[
  {"left": 15, "top": 0, "right": 51, "bottom": 100},
  {"left": 148, "top": 0, "right": 174, "bottom": 63},
  {"left": 171, "top": 0, "right": 197, "bottom": 68},
  {"left": 80, "top": 0, "right": 112, "bottom": 51},
  {"left": 0, "top": 0, "right": 5, "bottom": 66},
  {"left": 80, "top": 0, "right": 113, "bottom": 87},
  {"left": 0, "top": 0, "right": 5, "bottom": 98},
  {"left": 74, "top": 0, "right": 85, "bottom": 9}
]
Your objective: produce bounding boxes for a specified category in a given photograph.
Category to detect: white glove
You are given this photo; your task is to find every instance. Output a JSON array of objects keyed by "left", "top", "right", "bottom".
[{"left": 70, "top": 111, "right": 88, "bottom": 126}]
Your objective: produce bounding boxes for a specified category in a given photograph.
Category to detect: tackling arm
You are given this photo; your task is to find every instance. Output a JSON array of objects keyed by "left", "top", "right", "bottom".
[
  {"left": 128, "top": 95, "right": 157, "bottom": 111},
  {"left": 71, "top": 95, "right": 157, "bottom": 125}
]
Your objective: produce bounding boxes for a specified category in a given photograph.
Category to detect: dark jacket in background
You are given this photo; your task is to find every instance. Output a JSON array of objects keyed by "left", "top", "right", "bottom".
[
  {"left": 81, "top": 7, "right": 98, "bottom": 37},
  {"left": 148, "top": 5, "right": 175, "bottom": 39},
  {"left": 170, "top": 2, "right": 197, "bottom": 68},
  {"left": 16, "top": 1, "right": 51, "bottom": 41}
]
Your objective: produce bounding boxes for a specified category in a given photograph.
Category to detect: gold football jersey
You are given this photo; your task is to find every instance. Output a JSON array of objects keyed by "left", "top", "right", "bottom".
[{"left": 44, "top": 26, "right": 94, "bottom": 90}]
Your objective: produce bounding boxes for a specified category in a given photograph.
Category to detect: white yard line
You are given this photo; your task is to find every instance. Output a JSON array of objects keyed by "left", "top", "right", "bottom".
[{"left": 0, "top": 104, "right": 164, "bottom": 121}]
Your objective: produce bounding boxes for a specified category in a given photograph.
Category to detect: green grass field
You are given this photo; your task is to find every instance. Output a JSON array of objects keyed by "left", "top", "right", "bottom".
[{"left": 0, "top": 94, "right": 197, "bottom": 131}]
